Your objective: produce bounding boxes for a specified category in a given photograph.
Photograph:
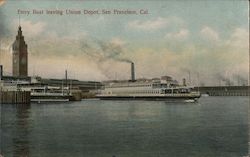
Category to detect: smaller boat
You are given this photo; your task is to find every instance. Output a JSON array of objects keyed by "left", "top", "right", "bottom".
[
  {"left": 201, "top": 93, "right": 209, "bottom": 97},
  {"left": 20, "top": 84, "right": 73, "bottom": 103}
]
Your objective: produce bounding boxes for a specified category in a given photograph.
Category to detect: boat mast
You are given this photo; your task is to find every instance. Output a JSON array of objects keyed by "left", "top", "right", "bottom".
[{"left": 197, "top": 72, "right": 200, "bottom": 92}]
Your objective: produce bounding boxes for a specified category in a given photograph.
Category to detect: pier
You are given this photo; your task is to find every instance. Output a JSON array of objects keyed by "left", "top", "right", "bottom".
[
  {"left": 0, "top": 91, "right": 30, "bottom": 104},
  {"left": 0, "top": 66, "right": 30, "bottom": 104},
  {"left": 195, "top": 86, "right": 250, "bottom": 96}
]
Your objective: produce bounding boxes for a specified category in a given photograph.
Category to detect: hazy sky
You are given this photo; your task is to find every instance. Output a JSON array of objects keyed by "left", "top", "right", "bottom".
[{"left": 0, "top": 0, "right": 249, "bottom": 86}]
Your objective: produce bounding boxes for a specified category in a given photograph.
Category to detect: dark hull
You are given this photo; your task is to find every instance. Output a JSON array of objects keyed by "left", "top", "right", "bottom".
[
  {"left": 96, "top": 95, "right": 200, "bottom": 101},
  {"left": 31, "top": 95, "right": 74, "bottom": 102}
]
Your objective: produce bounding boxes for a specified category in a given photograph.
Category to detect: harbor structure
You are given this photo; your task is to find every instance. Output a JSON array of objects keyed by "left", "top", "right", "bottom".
[
  {"left": 0, "top": 90, "right": 30, "bottom": 104},
  {"left": 0, "top": 65, "right": 30, "bottom": 104},
  {"left": 12, "top": 26, "right": 28, "bottom": 77},
  {"left": 0, "top": 65, "right": 3, "bottom": 80},
  {"left": 195, "top": 86, "right": 250, "bottom": 96},
  {"left": 0, "top": 80, "right": 30, "bottom": 104}
]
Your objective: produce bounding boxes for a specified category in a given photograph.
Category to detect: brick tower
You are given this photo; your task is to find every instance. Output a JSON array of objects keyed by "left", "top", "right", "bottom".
[{"left": 12, "top": 26, "right": 28, "bottom": 77}]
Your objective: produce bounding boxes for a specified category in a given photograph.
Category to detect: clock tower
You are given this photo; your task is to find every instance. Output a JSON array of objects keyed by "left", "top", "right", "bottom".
[{"left": 12, "top": 26, "right": 28, "bottom": 77}]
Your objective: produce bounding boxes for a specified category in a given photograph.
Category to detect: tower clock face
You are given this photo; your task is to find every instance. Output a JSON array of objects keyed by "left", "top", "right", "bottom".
[{"left": 21, "top": 57, "right": 27, "bottom": 64}]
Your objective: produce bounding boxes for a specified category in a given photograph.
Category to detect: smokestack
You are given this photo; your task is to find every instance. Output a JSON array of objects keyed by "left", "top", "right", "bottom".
[
  {"left": 0, "top": 65, "right": 2, "bottom": 80},
  {"left": 65, "top": 70, "right": 68, "bottom": 88},
  {"left": 182, "top": 78, "right": 186, "bottom": 86},
  {"left": 131, "top": 62, "right": 135, "bottom": 81}
]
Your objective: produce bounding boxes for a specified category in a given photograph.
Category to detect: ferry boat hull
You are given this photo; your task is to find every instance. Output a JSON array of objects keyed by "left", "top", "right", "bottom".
[
  {"left": 31, "top": 95, "right": 73, "bottom": 103},
  {"left": 96, "top": 95, "right": 201, "bottom": 102}
]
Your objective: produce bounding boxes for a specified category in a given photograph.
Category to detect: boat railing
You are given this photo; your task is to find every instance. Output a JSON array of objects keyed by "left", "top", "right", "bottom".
[{"left": 31, "top": 92, "right": 71, "bottom": 96}]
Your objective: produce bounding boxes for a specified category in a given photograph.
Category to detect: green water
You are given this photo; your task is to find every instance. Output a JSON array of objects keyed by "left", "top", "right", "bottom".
[{"left": 0, "top": 97, "right": 248, "bottom": 157}]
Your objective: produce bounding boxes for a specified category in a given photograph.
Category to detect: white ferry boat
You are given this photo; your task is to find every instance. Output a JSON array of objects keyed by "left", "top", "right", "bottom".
[
  {"left": 17, "top": 83, "right": 73, "bottom": 103},
  {"left": 28, "top": 86, "right": 73, "bottom": 103},
  {"left": 96, "top": 78, "right": 201, "bottom": 102}
]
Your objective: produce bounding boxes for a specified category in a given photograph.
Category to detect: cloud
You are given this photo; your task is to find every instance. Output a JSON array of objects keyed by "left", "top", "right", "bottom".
[
  {"left": 165, "top": 28, "right": 189, "bottom": 40},
  {"left": 0, "top": 0, "right": 5, "bottom": 6},
  {"left": 127, "top": 17, "right": 168, "bottom": 31},
  {"left": 110, "top": 37, "right": 126, "bottom": 46},
  {"left": 225, "top": 27, "right": 249, "bottom": 50},
  {"left": 200, "top": 26, "right": 220, "bottom": 41},
  {"left": 29, "top": 55, "right": 108, "bottom": 81},
  {"left": 13, "top": 20, "right": 47, "bottom": 37}
]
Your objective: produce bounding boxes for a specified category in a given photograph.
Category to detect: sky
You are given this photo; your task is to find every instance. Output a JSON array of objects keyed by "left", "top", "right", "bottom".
[{"left": 0, "top": 0, "right": 249, "bottom": 86}]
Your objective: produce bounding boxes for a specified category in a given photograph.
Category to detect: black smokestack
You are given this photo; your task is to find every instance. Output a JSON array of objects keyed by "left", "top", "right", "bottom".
[
  {"left": 0, "top": 65, "right": 3, "bottom": 80},
  {"left": 182, "top": 78, "right": 186, "bottom": 86},
  {"left": 65, "top": 70, "right": 68, "bottom": 87},
  {"left": 131, "top": 62, "right": 135, "bottom": 81}
]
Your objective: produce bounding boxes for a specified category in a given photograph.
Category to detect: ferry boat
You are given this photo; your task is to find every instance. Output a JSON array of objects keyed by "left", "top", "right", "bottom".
[
  {"left": 16, "top": 82, "right": 73, "bottom": 103},
  {"left": 96, "top": 78, "right": 201, "bottom": 102},
  {"left": 29, "top": 86, "right": 73, "bottom": 103}
]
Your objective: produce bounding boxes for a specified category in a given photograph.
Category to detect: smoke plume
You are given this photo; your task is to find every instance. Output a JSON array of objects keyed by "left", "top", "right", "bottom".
[
  {"left": 232, "top": 74, "right": 248, "bottom": 86},
  {"left": 80, "top": 38, "right": 132, "bottom": 63},
  {"left": 78, "top": 38, "right": 134, "bottom": 79},
  {"left": 215, "top": 73, "right": 234, "bottom": 86}
]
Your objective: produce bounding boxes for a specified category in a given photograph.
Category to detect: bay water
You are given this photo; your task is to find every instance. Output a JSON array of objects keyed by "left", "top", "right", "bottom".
[{"left": 0, "top": 96, "right": 248, "bottom": 157}]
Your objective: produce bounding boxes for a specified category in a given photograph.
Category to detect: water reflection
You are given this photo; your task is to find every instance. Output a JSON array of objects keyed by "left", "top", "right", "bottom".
[
  {"left": 1, "top": 104, "right": 31, "bottom": 157},
  {"left": 13, "top": 104, "right": 31, "bottom": 157}
]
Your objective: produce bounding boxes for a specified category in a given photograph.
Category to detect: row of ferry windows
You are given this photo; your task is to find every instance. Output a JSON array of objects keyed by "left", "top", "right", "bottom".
[
  {"left": 110, "top": 90, "right": 162, "bottom": 94},
  {"left": 107, "top": 85, "right": 151, "bottom": 88}
]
